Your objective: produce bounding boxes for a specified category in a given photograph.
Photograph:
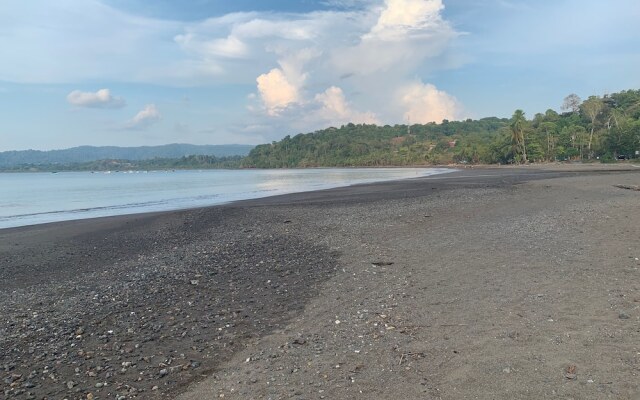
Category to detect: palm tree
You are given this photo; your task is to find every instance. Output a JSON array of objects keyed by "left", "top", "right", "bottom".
[{"left": 510, "top": 109, "right": 527, "bottom": 163}]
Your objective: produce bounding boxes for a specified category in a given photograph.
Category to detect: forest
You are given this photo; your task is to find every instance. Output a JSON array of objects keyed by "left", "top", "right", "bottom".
[
  {"left": 2, "top": 155, "right": 244, "bottom": 172},
  {"left": 243, "top": 89, "right": 640, "bottom": 168}
]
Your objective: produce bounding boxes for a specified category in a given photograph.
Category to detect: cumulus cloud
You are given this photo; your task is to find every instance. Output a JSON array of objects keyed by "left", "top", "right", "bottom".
[
  {"left": 332, "top": 0, "right": 456, "bottom": 77},
  {"left": 248, "top": 0, "right": 461, "bottom": 128},
  {"left": 256, "top": 68, "right": 300, "bottom": 115},
  {"left": 315, "top": 86, "right": 379, "bottom": 125},
  {"left": 2, "top": 0, "right": 466, "bottom": 141},
  {"left": 254, "top": 47, "right": 321, "bottom": 114},
  {"left": 125, "top": 104, "right": 161, "bottom": 130},
  {"left": 66, "top": 89, "right": 125, "bottom": 108},
  {"left": 366, "top": 0, "right": 447, "bottom": 40},
  {"left": 400, "top": 81, "right": 462, "bottom": 123}
]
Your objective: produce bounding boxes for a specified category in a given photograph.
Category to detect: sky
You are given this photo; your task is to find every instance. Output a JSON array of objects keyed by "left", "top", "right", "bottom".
[{"left": 1, "top": 0, "right": 639, "bottom": 151}]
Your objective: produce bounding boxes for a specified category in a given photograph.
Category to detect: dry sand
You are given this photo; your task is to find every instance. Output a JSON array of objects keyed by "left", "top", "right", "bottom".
[{"left": 1, "top": 166, "right": 639, "bottom": 399}]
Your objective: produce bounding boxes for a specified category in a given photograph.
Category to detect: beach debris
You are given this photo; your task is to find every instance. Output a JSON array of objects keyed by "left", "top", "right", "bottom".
[
  {"left": 619, "top": 312, "right": 630, "bottom": 320},
  {"left": 283, "top": 220, "right": 292, "bottom": 224},
  {"left": 292, "top": 336, "right": 306, "bottom": 345},
  {"left": 613, "top": 184, "right": 640, "bottom": 191},
  {"left": 564, "top": 365, "right": 577, "bottom": 380},
  {"left": 372, "top": 261, "right": 394, "bottom": 266}
]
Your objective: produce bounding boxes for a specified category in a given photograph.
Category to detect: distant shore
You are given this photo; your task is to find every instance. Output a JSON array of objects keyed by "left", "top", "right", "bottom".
[
  {"left": 1, "top": 166, "right": 639, "bottom": 399},
  {"left": 1, "top": 159, "right": 637, "bottom": 173}
]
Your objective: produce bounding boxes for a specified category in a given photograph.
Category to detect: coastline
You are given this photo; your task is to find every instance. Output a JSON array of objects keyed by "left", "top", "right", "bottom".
[
  {"left": 1, "top": 166, "right": 639, "bottom": 399},
  {"left": 0, "top": 167, "right": 450, "bottom": 230}
]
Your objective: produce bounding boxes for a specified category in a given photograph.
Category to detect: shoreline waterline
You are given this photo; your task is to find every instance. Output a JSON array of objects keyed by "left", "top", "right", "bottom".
[{"left": 0, "top": 167, "right": 453, "bottom": 229}]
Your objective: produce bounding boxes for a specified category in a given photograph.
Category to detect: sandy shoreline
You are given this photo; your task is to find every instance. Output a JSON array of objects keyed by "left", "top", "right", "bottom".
[{"left": 1, "top": 166, "right": 639, "bottom": 399}]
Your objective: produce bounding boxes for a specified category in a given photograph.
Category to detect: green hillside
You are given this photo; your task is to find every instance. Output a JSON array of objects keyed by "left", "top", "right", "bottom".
[
  {"left": 0, "top": 144, "right": 254, "bottom": 168},
  {"left": 243, "top": 90, "right": 640, "bottom": 167}
]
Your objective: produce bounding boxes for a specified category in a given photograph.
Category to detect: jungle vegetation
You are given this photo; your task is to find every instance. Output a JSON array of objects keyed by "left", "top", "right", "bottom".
[{"left": 243, "top": 89, "right": 640, "bottom": 167}]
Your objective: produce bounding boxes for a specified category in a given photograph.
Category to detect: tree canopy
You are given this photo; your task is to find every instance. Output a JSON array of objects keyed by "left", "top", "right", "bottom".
[{"left": 243, "top": 89, "right": 640, "bottom": 167}]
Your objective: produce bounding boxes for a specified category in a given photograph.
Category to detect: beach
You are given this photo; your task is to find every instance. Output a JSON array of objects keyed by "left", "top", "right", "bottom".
[{"left": 1, "top": 165, "right": 639, "bottom": 399}]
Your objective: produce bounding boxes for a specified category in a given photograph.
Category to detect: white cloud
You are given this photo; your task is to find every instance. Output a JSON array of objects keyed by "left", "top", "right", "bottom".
[
  {"left": 254, "top": 47, "right": 321, "bottom": 114},
  {"left": 125, "top": 104, "right": 161, "bottom": 130},
  {"left": 399, "top": 81, "right": 462, "bottom": 123},
  {"left": 315, "top": 86, "right": 379, "bottom": 125},
  {"left": 66, "top": 89, "right": 125, "bottom": 108},
  {"left": 1, "top": 0, "right": 467, "bottom": 142},
  {"left": 174, "top": 33, "right": 248, "bottom": 59},
  {"left": 332, "top": 0, "right": 457, "bottom": 77},
  {"left": 366, "top": 0, "right": 447, "bottom": 40},
  {"left": 248, "top": 0, "right": 460, "bottom": 130},
  {"left": 256, "top": 68, "right": 300, "bottom": 115}
]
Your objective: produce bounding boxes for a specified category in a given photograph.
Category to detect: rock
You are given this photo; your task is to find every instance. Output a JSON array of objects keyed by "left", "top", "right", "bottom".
[
  {"left": 95, "top": 383, "right": 104, "bottom": 388},
  {"left": 619, "top": 312, "right": 630, "bottom": 319},
  {"left": 159, "top": 369, "right": 168, "bottom": 377},
  {"left": 66, "top": 381, "right": 76, "bottom": 389},
  {"left": 565, "top": 365, "right": 577, "bottom": 379}
]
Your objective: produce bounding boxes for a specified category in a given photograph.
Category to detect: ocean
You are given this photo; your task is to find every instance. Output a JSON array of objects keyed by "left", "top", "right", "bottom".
[{"left": 0, "top": 167, "right": 450, "bottom": 229}]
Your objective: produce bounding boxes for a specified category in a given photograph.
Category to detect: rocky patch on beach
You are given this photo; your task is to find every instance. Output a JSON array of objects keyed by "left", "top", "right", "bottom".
[{"left": 0, "top": 209, "right": 338, "bottom": 399}]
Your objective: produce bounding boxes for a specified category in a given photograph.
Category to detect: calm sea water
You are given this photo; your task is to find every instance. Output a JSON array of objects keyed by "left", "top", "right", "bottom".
[{"left": 0, "top": 168, "right": 450, "bottom": 229}]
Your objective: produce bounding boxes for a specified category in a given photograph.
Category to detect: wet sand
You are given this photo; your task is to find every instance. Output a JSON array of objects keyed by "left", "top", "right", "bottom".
[{"left": 1, "top": 166, "right": 639, "bottom": 399}]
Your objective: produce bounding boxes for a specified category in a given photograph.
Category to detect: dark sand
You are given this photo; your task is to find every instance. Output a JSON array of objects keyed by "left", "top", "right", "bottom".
[{"left": 1, "top": 165, "right": 639, "bottom": 399}]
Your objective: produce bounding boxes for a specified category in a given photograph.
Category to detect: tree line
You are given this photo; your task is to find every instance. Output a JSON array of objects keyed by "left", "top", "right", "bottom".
[
  {"left": 2, "top": 155, "right": 244, "bottom": 172},
  {"left": 243, "top": 89, "right": 640, "bottom": 167}
]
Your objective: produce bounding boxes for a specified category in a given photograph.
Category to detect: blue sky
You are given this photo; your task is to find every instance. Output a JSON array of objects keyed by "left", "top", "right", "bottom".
[{"left": 1, "top": 0, "right": 639, "bottom": 151}]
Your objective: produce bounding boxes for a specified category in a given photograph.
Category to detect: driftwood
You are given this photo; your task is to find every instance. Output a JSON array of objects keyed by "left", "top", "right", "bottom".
[{"left": 614, "top": 184, "right": 640, "bottom": 191}]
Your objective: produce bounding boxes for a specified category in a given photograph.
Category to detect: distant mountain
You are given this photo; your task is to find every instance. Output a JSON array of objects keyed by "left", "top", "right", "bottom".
[{"left": 0, "top": 144, "right": 255, "bottom": 167}]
